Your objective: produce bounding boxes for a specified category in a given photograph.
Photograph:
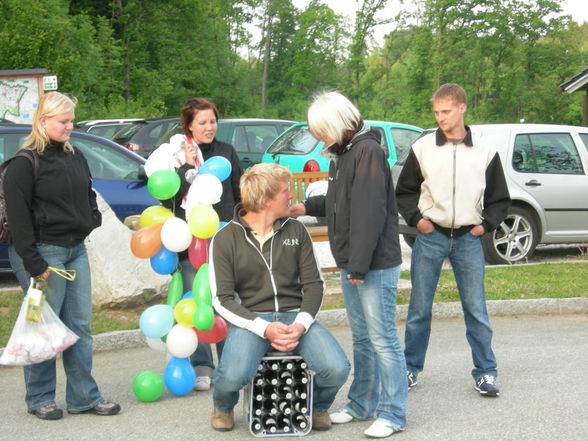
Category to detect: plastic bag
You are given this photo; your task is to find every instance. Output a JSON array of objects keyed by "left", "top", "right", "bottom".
[{"left": 0, "top": 290, "right": 79, "bottom": 366}]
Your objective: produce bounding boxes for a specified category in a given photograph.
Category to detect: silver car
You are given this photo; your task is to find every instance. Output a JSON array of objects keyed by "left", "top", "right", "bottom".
[{"left": 394, "top": 124, "right": 588, "bottom": 265}]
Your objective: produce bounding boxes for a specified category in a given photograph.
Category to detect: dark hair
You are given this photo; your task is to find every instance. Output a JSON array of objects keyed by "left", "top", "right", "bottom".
[{"left": 180, "top": 97, "right": 219, "bottom": 138}]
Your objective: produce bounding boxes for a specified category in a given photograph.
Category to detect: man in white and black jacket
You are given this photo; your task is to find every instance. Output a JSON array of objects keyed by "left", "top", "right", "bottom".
[
  {"left": 209, "top": 163, "right": 349, "bottom": 433},
  {"left": 396, "top": 83, "right": 511, "bottom": 398}
]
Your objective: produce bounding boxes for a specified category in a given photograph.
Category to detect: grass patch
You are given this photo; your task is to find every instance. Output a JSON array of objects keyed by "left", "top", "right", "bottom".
[{"left": 1, "top": 261, "right": 587, "bottom": 347}]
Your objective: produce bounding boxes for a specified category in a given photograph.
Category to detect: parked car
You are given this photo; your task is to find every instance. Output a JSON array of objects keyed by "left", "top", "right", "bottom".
[
  {"left": 0, "top": 126, "right": 158, "bottom": 270},
  {"left": 112, "top": 117, "right": 179, "bottom": 157},
  {"left": 394, "top": 124, "right": 588, "bottom": 265},
  {"left": 262, "top": 121, "right": 423, "bottom": 172},
  {"left": 0, "top": 118, "right": 14, "bottom": 124},
  {"left": 155, "top": 118, "right": 295, "bottom": 169},
  {"left": 75, "top": 118, "right": 144, "bottom": 140}
]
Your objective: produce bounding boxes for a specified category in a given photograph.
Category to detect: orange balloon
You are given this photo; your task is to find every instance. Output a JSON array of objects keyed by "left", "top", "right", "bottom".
[{"left": 130, "top": 224, "right": 164, "bottom": 258}]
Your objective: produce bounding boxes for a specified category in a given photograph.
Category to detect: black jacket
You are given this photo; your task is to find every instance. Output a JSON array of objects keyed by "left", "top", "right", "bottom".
[
  {"left": 5, "top": 142, "right": 101, "bottom": 276},
  {"left": 304, "top": 126, "right": 402, "bottom": 280},
  {"left": 165, "top": 138, "right": 242, "bottom": 222}
]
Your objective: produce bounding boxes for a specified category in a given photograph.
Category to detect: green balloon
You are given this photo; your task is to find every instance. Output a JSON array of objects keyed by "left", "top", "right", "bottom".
[
  {"left": 193, "top": 304, "right": 215, "bottom": 331},
  {"left": 166, "top": 271, "right": 184, "bottom": 307},
  {"left": 132, "top": 370, "right": 165, "bottom": 402},
  {"left": 192, "top": 263, "right": 212, "bottom": 306},
  {"left": 147, "top": 170, "right": 181, "bottom": 200}
]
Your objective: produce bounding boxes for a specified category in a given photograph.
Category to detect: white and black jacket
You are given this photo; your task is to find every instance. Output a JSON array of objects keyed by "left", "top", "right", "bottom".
[
  {"left": 396, "top": 127, "right": 511, "bottom": 237},
  {"left": 210, "top": 205, "right": 323, "bottom": 339}
]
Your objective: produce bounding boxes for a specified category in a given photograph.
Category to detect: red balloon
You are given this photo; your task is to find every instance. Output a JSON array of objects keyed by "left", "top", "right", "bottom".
[
  {"left": 188, "top": 237, "right": 210, "bottom": 270},
  {"left": 195, "top": 315, "right": 227, "bottom": 344}
]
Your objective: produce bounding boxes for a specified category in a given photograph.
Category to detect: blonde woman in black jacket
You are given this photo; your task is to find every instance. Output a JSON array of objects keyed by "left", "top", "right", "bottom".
[{"left": 5, "top": 92, "right": 120, "bottom": 420}]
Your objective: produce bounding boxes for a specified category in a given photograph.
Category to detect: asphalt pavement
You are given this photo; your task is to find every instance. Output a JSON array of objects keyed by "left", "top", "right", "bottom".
[{"left": 1, "top": 314, "right": 588, "bottom": 441}]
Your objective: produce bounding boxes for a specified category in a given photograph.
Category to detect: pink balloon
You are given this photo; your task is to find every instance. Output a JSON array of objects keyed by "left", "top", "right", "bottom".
[
  {"left": 188, "top": 236, "right": 210, "bottom": 270},
  {"left": 196, "top": 315, "right": 228, "bottom": 344}
]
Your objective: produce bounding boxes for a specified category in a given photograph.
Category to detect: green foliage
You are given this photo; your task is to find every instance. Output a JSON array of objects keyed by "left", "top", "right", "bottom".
[{"left": 0, "top": 0, "right": 586, "bottom": 126}]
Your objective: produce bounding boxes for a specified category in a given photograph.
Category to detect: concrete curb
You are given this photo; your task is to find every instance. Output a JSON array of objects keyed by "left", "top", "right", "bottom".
[{"left": 87, "top": 297, "right": 588, "bottom": 353}]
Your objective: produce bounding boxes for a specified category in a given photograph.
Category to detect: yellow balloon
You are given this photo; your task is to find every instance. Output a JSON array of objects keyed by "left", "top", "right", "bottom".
[
  {"left": 173, "top": 299, "right": 197, "bottom": 328},
  {"left": 140, "top": 205, "right": 175, "bottom": 228},
  {"left": 187, "top": 205, "right": 219, "bottom": 239}
]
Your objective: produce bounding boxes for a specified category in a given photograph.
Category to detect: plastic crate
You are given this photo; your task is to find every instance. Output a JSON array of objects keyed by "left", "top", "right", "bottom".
[{"left": 245, "top": 354, "right": 313, "bottom": 437}]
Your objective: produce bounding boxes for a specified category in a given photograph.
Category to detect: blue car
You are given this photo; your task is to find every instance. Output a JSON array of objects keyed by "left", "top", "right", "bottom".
[
  {"left": 0, "top": 126, "right": 158, "bottom": 270},
  {"left": 262, "top": 121, "right": 423, "bottom": 172}
]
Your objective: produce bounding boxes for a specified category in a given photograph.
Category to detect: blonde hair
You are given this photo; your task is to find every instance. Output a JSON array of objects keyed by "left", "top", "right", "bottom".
[
  {"left": 22, "top": 92, "right": 77, "bottom": 154},
  {"left": 431, "top": 83, "right": 467, "bottom": 105},
  {"left": 241, "top": 163, "right": 292, "bottom": 213},
  {"left": 307, "top": 91, "right": 362, "bottom": 146}
]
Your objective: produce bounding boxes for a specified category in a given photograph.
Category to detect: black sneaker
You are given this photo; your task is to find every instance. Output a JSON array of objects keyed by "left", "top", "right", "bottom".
[
  {"left": 69, "top": 399, "right": 121, "bottom": 416},
  {"left": 28, "top": 403, "right": 63, "bottom": 420},
  {"left": 407, "top": 370, "right": 418, "bottom": 391},
  {"left": 475, "top": 375, "right": 500, "bottom": 397}
]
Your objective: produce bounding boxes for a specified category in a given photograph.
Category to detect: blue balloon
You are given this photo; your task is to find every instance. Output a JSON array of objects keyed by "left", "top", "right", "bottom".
[
  {"left": 139, "top": 304, "right": 174, "bottom": 338},
  {"left": 217, "top": 221, "right": 228, "bottom": 231},
  {"left": 164, "top": 357, "right": 196, "bottom": 396},
  {"left": 199, "top": 156, "right": 232, "bottom": 182},
  {"left": 181, "top": 290, "right": 193, "bottom": 300},
  {"left": 150, "top": 245, "right": 178, "bottom": 275}
]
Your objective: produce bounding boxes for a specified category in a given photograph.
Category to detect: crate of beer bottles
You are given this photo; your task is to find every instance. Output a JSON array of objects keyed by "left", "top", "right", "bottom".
[{"left": 246, "top": 354, "right": 313, "bottom": 437}]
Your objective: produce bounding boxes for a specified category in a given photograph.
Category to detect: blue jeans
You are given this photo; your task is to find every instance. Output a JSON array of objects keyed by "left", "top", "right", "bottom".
[
  {"left": 179, "top": 258, "right": 224, "bottom": 373},
  {"left": 404, "top": 229, "right": 497, "bottom": 379},
  {"left": 9, "top": 243, "right": 103, "bottom": 411},
  {"left": 340, "top": 267, "right": 407, "bottom": 429},
  {"left": 213, "top": 312, "right": 350, "bottom": 413}
]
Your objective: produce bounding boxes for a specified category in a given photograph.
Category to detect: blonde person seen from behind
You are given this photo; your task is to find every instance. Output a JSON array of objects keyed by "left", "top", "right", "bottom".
[{"left": 5, "top": 92, "right": 120, "bottom": 419}]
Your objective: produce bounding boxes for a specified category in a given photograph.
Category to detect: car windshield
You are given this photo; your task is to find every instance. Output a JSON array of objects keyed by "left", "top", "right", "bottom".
[
  {"left": 71, "top": 136, "right": 142, "bottom": 180},
  {"left": 266, "top": 125, "right": 319, "bottom": 155}
]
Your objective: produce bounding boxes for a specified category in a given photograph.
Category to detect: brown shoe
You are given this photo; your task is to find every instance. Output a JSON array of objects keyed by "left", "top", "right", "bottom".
[
  {"left": 211, "top": 407, "right": 234, "bottom": 431},
  {"left": 312, "top": 411, "right": 332, "bottom": 431}
]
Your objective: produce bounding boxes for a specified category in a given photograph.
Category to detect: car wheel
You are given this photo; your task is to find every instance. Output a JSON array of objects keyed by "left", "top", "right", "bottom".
[
  {"left": 402, "top": 234, "right": 415, "bottom": 248},
  {"left": 482, "top": 206, "right": 538, "bottom": 264}
]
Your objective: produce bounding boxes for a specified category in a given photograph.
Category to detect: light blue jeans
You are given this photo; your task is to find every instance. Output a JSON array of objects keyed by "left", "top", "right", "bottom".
[
  {"left": 404, "top": 229, "right": 497, "bottom": 379},
  {"left": 340, "top": 266, "right": 407, "bottom": 429},
  {"left": 213, "top": 312, "right": 350, "bottom": 413},
  {"left": 9, "top": 243, "right": 103, "bottom": 412}
]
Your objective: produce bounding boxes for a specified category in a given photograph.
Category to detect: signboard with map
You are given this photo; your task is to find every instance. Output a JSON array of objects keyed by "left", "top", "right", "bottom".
[{"left": 0, "top": 69, "right": 47, "bottom": 124}]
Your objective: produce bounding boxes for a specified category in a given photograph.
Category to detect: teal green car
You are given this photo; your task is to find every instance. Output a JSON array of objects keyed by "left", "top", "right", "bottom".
[{"left": 261, "top": 121, "right": 423, "bottom": 172}]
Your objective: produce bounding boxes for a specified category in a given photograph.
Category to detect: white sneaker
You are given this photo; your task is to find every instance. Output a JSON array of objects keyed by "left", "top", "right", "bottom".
[
  {"left": 330, "top": 409, "right": 356, "bottom": 424},
  {"left": 364, "top": 419, "right": 402, "bottom": 438},
  {"left": 194, "top": 376, "right": 211, "bottom": 391}
]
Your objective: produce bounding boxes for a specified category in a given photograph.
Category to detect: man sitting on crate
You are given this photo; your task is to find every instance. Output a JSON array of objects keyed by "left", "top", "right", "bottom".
[{"left": 209, "top": 163, "right": 350, "bottom": 432}]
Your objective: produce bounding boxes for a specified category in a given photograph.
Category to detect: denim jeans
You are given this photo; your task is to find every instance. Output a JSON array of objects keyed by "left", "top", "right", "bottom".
[
  {"left": 9, "top": 243, "right": 102, "bottom": 411},
  {"left": 340, "top": 266, "right": 407, "bottom": 429},
  {"left": 404, "top": 229, "right": 497, "bottom": 379},
  {"left": 179, "top": 258, "right": 224, "bottom": 374},
  {"left": 213, "top": 312, "right": 350, "bottom": 413}
]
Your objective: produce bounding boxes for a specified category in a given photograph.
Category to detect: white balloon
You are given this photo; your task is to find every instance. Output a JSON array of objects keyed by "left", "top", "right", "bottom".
[
  {"left": 146, "top": 336, "right": 167, "bottom": 352},
  {"left": 166, "top": 324, "right": 198, "bottom": 358},
  {"left": 161, "top": 217, "right": 192, "bottom": 252},
  {"left": 186, "top": 174, "right": 223, "bottom": 213}
]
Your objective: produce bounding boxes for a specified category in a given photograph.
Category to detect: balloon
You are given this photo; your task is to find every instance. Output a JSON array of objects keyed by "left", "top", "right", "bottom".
[
  {"left": 139, "top": 304, "right": 174, "bottom": 338},
  {"left": 192, "top": 263, "right": 212, "bottom": 306},
  {"left": 193, "top": 303, "right": 215, "bottom": 331},
  {"left": 164, "top": 357, "right": 196, "bottom": 396},
  {"left": 130, "top": 224, "right": 163, "bottom": 258},
  {"left": 140, "top": 205, "right": 174, "bottom": 228},
  {"left": 166, "top": 271, "right": 183, "bottom": 307},
  {"left": 166, "top": 324, "right": 199, "bottom": 358},
  {"left": 147, "top": 169, "right": 181, "bottom": 200},
  {"left": 187, "top": 205, "right": 219, "bottom": 239},
  {"left": 174, "top": 298, "right": 197, "bottom": 328},
  {"left": 146, "top": 336, "right": 168, "bottom": 352},
  {"left": 181, "top": 290, "right": 193, "bottom": 300},
  {"left": 161, "top": 217, "right": 192, "bottom": 252},
  {"left": 196, "top": 315, "right": 228, "bottom": 344},
  {"left": 217, "top": 221, "right": 228, "bottom": 231},
  {"left": 185, "top": 174, "right": 222, "bottom": 210},
  {"left": 199, "top": 156, "right": 232, "bottom": 182},
  {"left": 150, "top": 246, "right": 178, "bottom": 275},
  {"left": 187, "top": 237, "right": 209, "bottom": 270},
  {"left": 132, "top": 371, "right": 165, "bottom": 402}
]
